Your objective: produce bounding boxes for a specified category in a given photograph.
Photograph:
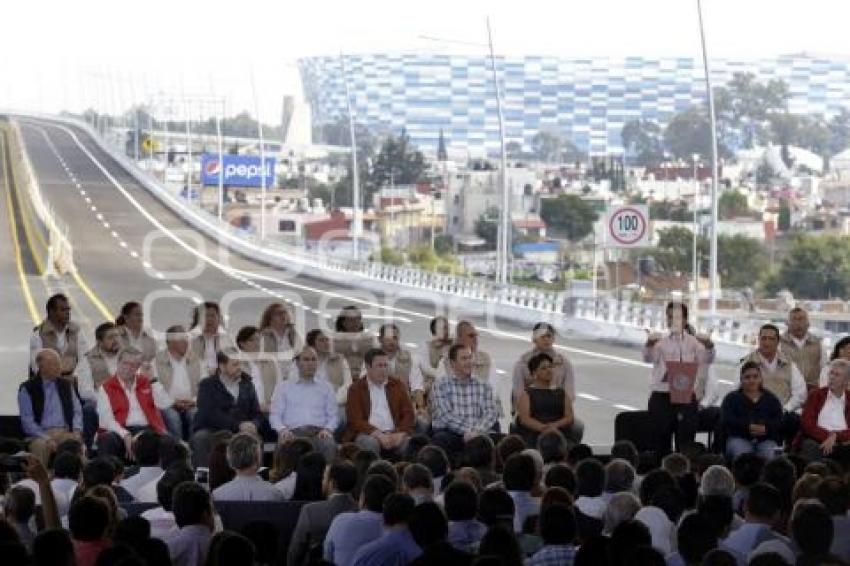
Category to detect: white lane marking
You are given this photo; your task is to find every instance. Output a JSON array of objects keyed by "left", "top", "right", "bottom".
[
  {"left": 577, "top": 393, "right": 601, "bottom": 401},
  {"left": 45, "top": 121, "right": 650, "bottom": 370},
  {"left": 171, "top": 284, "right": 183, "bottom": 292},
  {"left": 155, "top": 272, "right": 166, "bottom": 280},
  {"left": 495, "top": 369, "right": 506, "bottom": 375},
  {"left": 405, "top": 343, "right": 418, "bottom": 349},
  {"left": 718, "top": 379, "right": 734, "bottom": 386},
  {"left": 129, "top": 251, "right": 139, "bottom": 259},
  {"left": 110, "top": 231, "right": 119, "bottom": 238},
  {"left": 119, "top": 241, "right": 128, "bottom": 248},
  {"left": 613, "top": 404, "right": 638, "bottom": 411}
]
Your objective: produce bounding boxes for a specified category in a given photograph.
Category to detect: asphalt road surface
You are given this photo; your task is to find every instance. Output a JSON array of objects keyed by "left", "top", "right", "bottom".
[{"left": 0, "top": 118, "right": 739, "bottom": 445}]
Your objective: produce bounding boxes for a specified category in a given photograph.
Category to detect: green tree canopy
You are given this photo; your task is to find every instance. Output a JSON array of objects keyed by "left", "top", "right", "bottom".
[
  {"left": 539, "top": 194, "right": 598, "bottom": 242},
  {"left": 769, "top": 235, "right": 850, "bottom": 299},
  {"left": 621, "top": 119, "right": 664, "bottom": 166},
  {"left": 718, "top": 191, "right": 751, "bottom": 220}
]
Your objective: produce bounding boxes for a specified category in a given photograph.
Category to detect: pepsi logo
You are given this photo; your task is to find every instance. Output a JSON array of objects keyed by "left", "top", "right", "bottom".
[{"left": 204, "top": 159, "right": 221, "bottom": 176}]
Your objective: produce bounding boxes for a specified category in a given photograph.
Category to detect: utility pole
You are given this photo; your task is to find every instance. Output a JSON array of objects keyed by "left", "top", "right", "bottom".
[
  {"left": 697, "top": 0, "right": 720, "bottom": 316},
  {"left": 341, "top": 54, "right": 362, "bottom": 261},
  {"left": 487, "top": 17, "right": 510, "bottom": 285}
]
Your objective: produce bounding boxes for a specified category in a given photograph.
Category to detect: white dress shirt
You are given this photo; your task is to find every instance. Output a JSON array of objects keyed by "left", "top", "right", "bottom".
[
  {"left": 120, "top": 466, "right": 165, "bottom": 501},
  {"left": 759, "top": 353, "right": 807, "bottom": 413},
  {"left": 285, "top": 356, "right": 352, "bottom": 405},
  {"left": 367, "top": 380, "right": 395, "bottom": 432},
  {"left": 96, "top": 377, "right": 173, "bottom": 438},
  {"left": 246, "top": 360, "right": 265, "bottom": 406},
  {"left": 269, "top": 377, "right": 338, "bottom": 433},
  {"left": 359, "top": 352, "right": 425, "bottom": 392},
  {"left": 76, "top": 351, "right": 119, "bottom": 401},
  {"left": 152, "top": 354, "right": 192, "bottom": 402},
  {"left": 643, "top": 332, "right": 715, "bottom": 393},
  {"left": 818, "top": 390, "right": 848, "bottom": 432}
]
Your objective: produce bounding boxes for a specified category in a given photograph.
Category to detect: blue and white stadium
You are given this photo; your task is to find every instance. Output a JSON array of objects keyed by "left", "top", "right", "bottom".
[{"left": 298, "top": 53, "right": 850, "bottom": 156}]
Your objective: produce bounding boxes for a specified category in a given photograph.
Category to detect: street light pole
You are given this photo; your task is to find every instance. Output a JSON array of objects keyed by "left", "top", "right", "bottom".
[
  {"left": 692, "top": 153, "right": 700, "bottom": 323},
  {"left": 250, "top": 69, "right": 267, "bottom": 241},
  {"left": 697, "top": 0, "right": 721, "bottom": 316},
  {"left": 487, "top": 17, "right": 510, "bottom": 286},
  {"left": 341, "top": 54, "right": 362, "bottom": 261}
]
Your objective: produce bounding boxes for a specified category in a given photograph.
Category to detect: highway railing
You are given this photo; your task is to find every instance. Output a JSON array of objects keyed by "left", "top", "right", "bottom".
[{"left": 7, "top": 120, "right": 75, "bottom": 275}]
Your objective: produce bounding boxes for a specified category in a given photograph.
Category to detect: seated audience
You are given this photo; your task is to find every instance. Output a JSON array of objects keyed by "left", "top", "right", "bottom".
[
  {"left": 527, "top": 503, "right": 577, "bottom": 566},
  {"left": 211, "top": 433, "right": 284, "bottom": 501},
  {"left": 152, "top": 325, "right": 202, "bottom": 440},
  {"left": 270, "top": 346, "right": 338, "bottom": 461},
  {"left": 350, "top": 493, "right": 421, "bottom": 565},
  {"left": 324, "top": 474, "right": 396, "bottom": 566},
  {"left": 797, "top": 358, "right": 850, "bottom": 463},
  {"left": 721, "top": 361, "right": 784, "bottom": 462},
  {"left": 344, "top": 348, "right": 415, "bottom": 457},
  {"left": 164, "top": 481, "right": 214, "bottom": 566},
  {"left": 515, "top": 352, "right": 582, "bottom": 446}
]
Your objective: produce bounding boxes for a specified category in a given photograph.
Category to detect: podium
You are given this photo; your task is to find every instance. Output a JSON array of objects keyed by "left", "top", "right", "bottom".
[{"left": 665, "top": 361, "right": 698, "bottom": 405}]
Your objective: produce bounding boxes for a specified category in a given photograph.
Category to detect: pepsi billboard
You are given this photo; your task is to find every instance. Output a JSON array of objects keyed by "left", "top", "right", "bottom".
[{"left": 201, "top": 154, "right": 276, "bottom": 188}]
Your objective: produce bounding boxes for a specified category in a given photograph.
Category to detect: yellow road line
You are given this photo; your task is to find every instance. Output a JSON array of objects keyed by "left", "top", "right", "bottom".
[
  {"left": 6, "top": 135, "right": 46, "bottom": 276},
  {"left": 1, "top": 129, "right": 40, "bottom": 324},
  {"left": 71, "top": 268, "right": 113, "bottom": 321}
]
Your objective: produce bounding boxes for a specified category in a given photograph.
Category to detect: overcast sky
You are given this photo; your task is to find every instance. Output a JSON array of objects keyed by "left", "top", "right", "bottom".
[{"left": 3, "top": 0, "right": 849, "bottom": 122}]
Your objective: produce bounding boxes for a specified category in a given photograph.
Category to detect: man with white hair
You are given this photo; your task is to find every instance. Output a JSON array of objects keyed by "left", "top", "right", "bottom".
[{"left": 798, "top": 358, "right": 850, "bottom": 463}]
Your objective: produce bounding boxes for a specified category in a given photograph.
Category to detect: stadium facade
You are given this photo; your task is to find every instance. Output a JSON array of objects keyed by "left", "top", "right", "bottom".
[{"left": 298, "top": 53, "right": 850, "bottom": 157}]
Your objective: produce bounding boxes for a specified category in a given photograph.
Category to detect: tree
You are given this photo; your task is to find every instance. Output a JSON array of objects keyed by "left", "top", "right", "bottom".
[
  {"left": 778, "top": 200, "right": 791, "bottom": 231},
  {"left": 531, "top": 130, "right": 563, "bottom": 162},
  {"left": 539, "top": 194, "right": 598, "bottom": 242},
  {"left": 434, "top": 234, "right": 454, "bottom": 255},
  {"left": 474, "top": 207, "right": 500, "bottom": 250},
  {"left": 621, "top": 119, "right": 664, "bottom": 166},
  {"left": 828, "top": 108, "right": 850, "bottom": 156},
  {"left": 650, "top": 200, "right": 691, "bottom": 222},
  {"left": 654, "top": 226, "right": 703, "bottom": 274},
  {"left": 718, "top": 191, "right": 751, "bottom": 220},
  {"left": 718, "top": 234, "right": 768, "bottom": 289},
  {"left": 663, "top": 107, "right": 731, "bottom": 161},
  {"left": 769, "top": 235, "right": 850, "bottom": 299},
  {"left": 506, "top": 141, "right": 524, "bottom": 159},
  {"left": 370, "top": 129, "right": 427, "bottom": 188}
]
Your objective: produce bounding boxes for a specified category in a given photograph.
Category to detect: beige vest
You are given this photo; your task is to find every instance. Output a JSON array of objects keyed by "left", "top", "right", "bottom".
[
  {"left": 333, "top": 332, "right": 375, "bottom": 381},
  {"left": 322, "top": 353, "right": 347, "bottom": 391},
  {"left": 241, "top": 358, "right": 278, "bottom": 405},
  {"left": 154, "top": 350, "right": 202, "bottom": 398},
  {"left": 85, "top": 347, "right": 115, "bottom": 389},
  {"left": 37, "top": 320, "right": 81, "bottom": 373},
  {"left": 260, "top": 327, "right": 301, "bottom": 357},
  {"left": 428, "top": 339, "right": 452, "bottom": 370},
  {"left": 389, "top": 350, "right": 413, "bottom": 389},
  {"left": 780, "top": 333, "right": 822, "bottom": 389},
  {"left": 742, "top": 350, "right": 794, "bottom": 404},
  {"left": 117, "top": 326, "right": 157, "bottom": 362},
  {"left": 473, "top": 350, "right": 492, "bottom": 382}
]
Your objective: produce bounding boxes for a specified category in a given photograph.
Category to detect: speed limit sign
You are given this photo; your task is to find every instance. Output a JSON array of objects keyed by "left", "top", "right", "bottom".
[{"left": 607, "top": 205, "right": 650, "bottom": 248}]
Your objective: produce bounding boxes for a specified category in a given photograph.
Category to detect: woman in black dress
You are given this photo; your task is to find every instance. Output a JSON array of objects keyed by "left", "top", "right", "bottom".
[{"left": 515, "top": 352, "right": 578, "bottom": 446}]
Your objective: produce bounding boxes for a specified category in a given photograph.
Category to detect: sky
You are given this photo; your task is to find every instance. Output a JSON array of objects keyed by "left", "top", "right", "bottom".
[{"left": 3, "top": 0, "right": 849, "bottom": 123}]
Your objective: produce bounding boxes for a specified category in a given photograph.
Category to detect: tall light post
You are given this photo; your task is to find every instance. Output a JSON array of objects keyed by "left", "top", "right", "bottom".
[
  {"left": 486, "top": 17, "right": 511, "bottom": 285},
  {"left": 250, "top": 69, "right": 267, "bottom": 241},
  {"left": 692, "top": 153, "right": 700, "bottom": 323},
  {"left": 340, "top": 54, "right": 362, "bottom": 261},
  {"left": 697, "top": 0, "right": 721, "bottom": 316}
]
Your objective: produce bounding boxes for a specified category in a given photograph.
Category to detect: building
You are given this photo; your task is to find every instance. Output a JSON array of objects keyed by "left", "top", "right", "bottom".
[{"left": 299, "top": 53, "right": 850, "bottom": 157}]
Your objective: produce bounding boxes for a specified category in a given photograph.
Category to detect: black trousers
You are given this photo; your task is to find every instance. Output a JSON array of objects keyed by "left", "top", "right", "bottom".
[{"left": 648, "top": 391, "right": 697, "bottom": 456}]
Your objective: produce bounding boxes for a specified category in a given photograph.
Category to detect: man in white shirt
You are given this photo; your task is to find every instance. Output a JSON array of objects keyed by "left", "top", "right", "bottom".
[
  {"left": 153, "top": 325, "right": 202, "bottom": 440},
  {"left": 29, "top": 293, "right": 89, "bottom": 377},
  {"left": 643, "top": 302, "right": 715, "bottom": 455},
  {"left": 741, "top": 323, "right": 807, "bottom": 445},
  {"left": 373, "top": 324, "right": 429, "bottom": 432},
  {"left": 119, "top": 430, "right": 163, "bottom": 501},
  {"left": 344, "top": 348, "right": 415, "bottom": 457},
  {"left": 270, "top": 346, "right": 338, "bottom": 462},
  {"left": 798, "top": 359, "right": 850, "bottom": 463},
  {"left": 96, "top": 347, "right": 173, "bottom": 459}
]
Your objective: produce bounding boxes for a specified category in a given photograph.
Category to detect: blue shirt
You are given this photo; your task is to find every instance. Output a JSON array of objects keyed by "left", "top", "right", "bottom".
[
  {"left": 720, "top": 522, "right": 789, "bottom": 559},
  {"left": 18, "top": 379, "right": 82, "bottom": 437},
  {"left": 447, "top": 520, "right": 487, "bottom": 553},
  {"left": 269, "top": 377, "right": 338, "bottom": 432},
  {"left": 324, "top": 510, "right": 384, "bottom": 566},
  {"left": 351, "top": 528, "right": 422, "bottom": 566},
  {"left": 528, "top": 544, "right": 576, "bottom": 566}
]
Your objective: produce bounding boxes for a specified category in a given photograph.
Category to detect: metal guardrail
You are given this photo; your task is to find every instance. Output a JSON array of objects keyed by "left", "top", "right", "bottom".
[{"left": 7, "top": 120, "right": 75, "bottom": 275}]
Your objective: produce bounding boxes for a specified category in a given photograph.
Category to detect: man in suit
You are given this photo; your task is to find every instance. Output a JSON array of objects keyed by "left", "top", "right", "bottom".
[
  {"left": 191, "top": 348, "right": 263, "bottom": 467},
  {"left": 287, "top": 461, "right": 358, "bottom": 566}
]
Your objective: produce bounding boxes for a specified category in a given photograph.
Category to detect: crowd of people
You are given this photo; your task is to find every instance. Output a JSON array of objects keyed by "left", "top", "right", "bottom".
[{"left": 1, "top": 293, "right": 850, "bottom": 565}]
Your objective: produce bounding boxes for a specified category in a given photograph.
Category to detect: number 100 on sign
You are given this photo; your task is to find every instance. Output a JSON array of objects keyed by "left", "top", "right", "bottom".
[{"left": 607, "top": 205, "right": 649, "bottom": 248}]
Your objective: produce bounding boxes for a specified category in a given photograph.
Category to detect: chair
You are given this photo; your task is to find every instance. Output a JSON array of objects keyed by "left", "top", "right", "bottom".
[
  {"left": 614, "top": 410, "right": 654, "bottom": 453},
  {"left": 214, "top": 500, "right": 307, "bottom": 564},
  {"left": 0, "top": 416, "right": 24, "bottom": 440}
]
